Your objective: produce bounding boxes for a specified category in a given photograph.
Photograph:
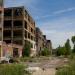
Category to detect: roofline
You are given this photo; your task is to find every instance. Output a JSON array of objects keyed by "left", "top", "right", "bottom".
[{"left": 4, "top": 6, "right": 35, "bottom": 23}]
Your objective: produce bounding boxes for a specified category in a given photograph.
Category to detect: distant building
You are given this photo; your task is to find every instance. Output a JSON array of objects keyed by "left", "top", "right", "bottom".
[
  {"left": 42, "top": 35, "right": 47, "bottom": 48},
  {"left": 46, "top": 40, "right": 52, "bottom": 54},
  {"left": 36, "top": 28, "right": 52, "bottom": 55},
  {"left": 36, "top": 27, "right": 43, "bottom": 55}
]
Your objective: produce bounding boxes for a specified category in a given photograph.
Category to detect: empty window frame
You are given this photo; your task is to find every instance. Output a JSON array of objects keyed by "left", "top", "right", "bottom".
[
  {"left": 13, "top": 21, "right": 22, "bottom": 28},
  {"left": 4, "top": 9, "right": 12, "bottom": 17},
  {"left": 28, "top": 33, "right": 30, "bottom": 39},
  {"left": 13, "top": 8, "right": 23, "bottom": 16},
  {"left": 25, "top": 30, "right": 27, "bottom": 38},
  {"left": 25, "top": 21, "right": 27, "bottom": 29}
]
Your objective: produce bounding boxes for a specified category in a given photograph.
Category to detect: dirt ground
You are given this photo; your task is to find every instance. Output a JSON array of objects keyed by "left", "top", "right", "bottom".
[
  {"left": 32, "top": 68, "right": 56, "bottom": 75},
  {"left": 26, "top": 57, "right": 68, "bottom": 75}
]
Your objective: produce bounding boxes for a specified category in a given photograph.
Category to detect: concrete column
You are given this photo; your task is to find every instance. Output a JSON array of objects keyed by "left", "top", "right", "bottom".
[
  {"left": 1, "top": 0, "right": 4, "bottom": 57},
  {"left": 22, "top": 7, "right": 25, "bottom": 47},
  {"left": 11, "top": 8, "right": 13, "bottom": 44}
]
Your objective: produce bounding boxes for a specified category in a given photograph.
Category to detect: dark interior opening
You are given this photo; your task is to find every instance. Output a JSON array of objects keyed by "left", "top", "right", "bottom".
[
  {"left": 4, "top": 9, "right": 12, "bottom": 17},
  {"left": 13, "top": 30, "right": 22, "bottom": 37},
  {"left": 13, "top": 21, "right": 22, "bottom": 28},
  {"left": 3, "top": 40, "right": 11, "bottom": 44},
  {"left": 25, "top": 21, "right": 27, "bottom": 29},
  {"left": 4, "top": 20, "right": 12, "bottom": 28},
  {"left": 13, "top": 48, "right": 19, "bottom": 57},
  {"left": 13, "top": 40, "right": 22, "bottom": 45},
  {"left": 25, "top": 30, "right": 27, "bottom": 38},
  {"left": 3, "top": 30, "right": 11, "bottom": 37},
  {"left": 13, "top": 8, "right": 23, "bottom": 16}
]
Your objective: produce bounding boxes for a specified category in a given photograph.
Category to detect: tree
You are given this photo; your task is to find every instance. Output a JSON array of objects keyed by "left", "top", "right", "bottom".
[
  {"left": 56, "top": 46, "right": 61, "bottom": 56},
  {"left": 72, "top": 45, "right": 75, "bottom": 53},
  {"left": 71, "top": 36, "right": 75, "bottom": 53},
  {"left": 41, "top": 48, "right": 51, "bottom": 56},
  {"left": 22, "top": 42, "right": 31, "bottom": 57},
  {"left": 56, "top": 39, "right": 71, "bottom": 56},
  {"left": 71, "top": 36, "right": 75, "bottom": 45},
  {"left": 56, "top": 46, "right": 66, "bottom": 56},
  {"left": 65, "top": 39, "right": 71, "bottom": 55}
]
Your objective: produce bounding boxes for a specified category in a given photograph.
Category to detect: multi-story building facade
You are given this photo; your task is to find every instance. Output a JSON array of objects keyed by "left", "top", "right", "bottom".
[
  {"left": 0, "top": 5, "right": 23, "bottom": 57},
  {"left": 0, "top": 5, "right": 52, "bottom": 57},
  {"left": 3, "top": 6, "right": 36, "bottom": 57}
]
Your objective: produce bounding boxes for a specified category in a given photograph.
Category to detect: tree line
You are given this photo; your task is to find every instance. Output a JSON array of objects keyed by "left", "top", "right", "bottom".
[{"left": 56, "top": 36, "right": 75, "bottom": 56}]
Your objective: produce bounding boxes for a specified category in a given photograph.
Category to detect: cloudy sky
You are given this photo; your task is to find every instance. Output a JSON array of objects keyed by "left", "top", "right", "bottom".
[{"left": 5, "top": 0, "right": 75, "bottom": 48}]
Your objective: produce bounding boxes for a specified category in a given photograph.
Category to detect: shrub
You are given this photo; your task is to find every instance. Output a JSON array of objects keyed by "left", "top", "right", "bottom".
[
  {"left": 41, "top": 48, "right": 51, "bottom": 56},
  {"left": 22, "top": 41, "right": 31, "bottom": 57}
]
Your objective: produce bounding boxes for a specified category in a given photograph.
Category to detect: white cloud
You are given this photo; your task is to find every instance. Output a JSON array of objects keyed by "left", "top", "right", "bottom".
[
  {"left": 53, "top": 7, "right": 75, "bottom": 15},
  {"left": 35, "top": 7, "right": 75, "bottom": 20},
  {"left": 38, "top": 17, "right": 75, "bottom": 48},
  {"left": 46, "top": 31, "right": 74, "bottom": 49}
]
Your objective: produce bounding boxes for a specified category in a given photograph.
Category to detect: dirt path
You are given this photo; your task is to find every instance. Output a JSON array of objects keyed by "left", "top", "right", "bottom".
[
  {"left": 26, "top": 57, "right": 67, "bottom": 75},
  {"left": 32, "top": 68, "right": 56, "bottom": 75}
]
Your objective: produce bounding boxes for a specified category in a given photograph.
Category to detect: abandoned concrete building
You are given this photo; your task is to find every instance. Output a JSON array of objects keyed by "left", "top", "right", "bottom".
[
  {"left": 46, "top": 40, "right": 52, "bottom": 54},
  {"left": 0, "top": 6, "right": 36, "bottom": 57},
  {"left": 36, "top": 28, "right": 52, "bottom": 55},
  {"left": 42, "top": 35, "right": 47, "bottom": 48},
  {"left": 0, "top": 5, "right": 52, "bottom": 57},
  {"left": 3, "top": 6, "right": 36, "bottom": 57},
  {"left": 36, "top": 27, "right": 43, "bottom": 55}
]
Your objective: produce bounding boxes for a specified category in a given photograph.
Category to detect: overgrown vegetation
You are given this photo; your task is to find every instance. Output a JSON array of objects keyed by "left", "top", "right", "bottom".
[
  {"left": 56, "top": 54, "right": 75, "bottom": 75},
  {"left": 71, "top": 36, "right": 75, "bottom": 53},
  {"left": 22, "top": 41, "right": 31, "bottom": 57},
  {"left": 0, "top": 64, "right": 31, "bottom": 75},
  {"left": 41, "top": 48, "right": 51, "bottom": 56},
  {"left": 56, "top": 39, "right": 71, "bottom": 56},
  {"left": 55, "top": 36, "right": 75, "bottom": 75}
]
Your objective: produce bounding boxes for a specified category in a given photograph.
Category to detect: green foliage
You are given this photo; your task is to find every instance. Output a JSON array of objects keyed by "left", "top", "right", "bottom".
[
  {"left": 72, "top": 45, "right": 75, "bottom": 53},
  {"left": 56, "top": 46, "right": 66, "bottom": 56},
  {"left": 56, "top": 67, "right": 72, "bottom": 75},
  {"left": 71, "top": 36, "right": 75, "bottom": 45},
  {"left": 71, "top": 36, "right": 75, "bottom": 53},
  {"left": 65, "top": 39, "right": 71, "bottom": 55},
  {"left": 22, "top": 42, "right": 31, "bottom": 57},
  {"left": 41, "top": 48, "right": 51, "bottom": 56},
  {"left": 0, "top": 64, "right": 30, "bottom": 75},
  {"left": 56, "top": 55, "right": 75, "bottom": 75},
  {"left": 56, "top": 39, "right": 71, "bottom": 56}
]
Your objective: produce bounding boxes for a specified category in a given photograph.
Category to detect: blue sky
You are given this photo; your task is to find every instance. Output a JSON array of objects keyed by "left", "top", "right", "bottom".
[{"left": 5, "top": 0, "right": 75, "bottom": 48}]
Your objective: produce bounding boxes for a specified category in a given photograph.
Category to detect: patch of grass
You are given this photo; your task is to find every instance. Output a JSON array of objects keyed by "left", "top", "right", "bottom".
[
  {"left": 19, "top": 56, "right": 51, "bottom": 63},
  {"left": 56, "top": 54, "right": 75, "bottom": 75},
  {"left": 0, "top": 64, "right": 31, "bottom": 75}
]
